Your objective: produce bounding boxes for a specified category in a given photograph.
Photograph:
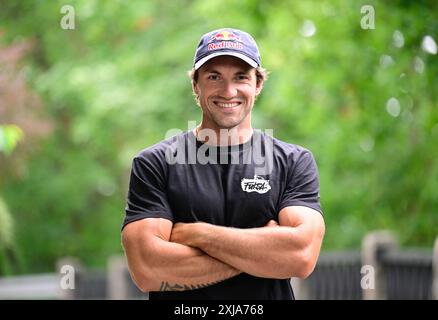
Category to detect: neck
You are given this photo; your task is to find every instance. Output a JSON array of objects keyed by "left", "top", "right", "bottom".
[{"left": 194, "top": 124, "right": 253, "bottom": 146}]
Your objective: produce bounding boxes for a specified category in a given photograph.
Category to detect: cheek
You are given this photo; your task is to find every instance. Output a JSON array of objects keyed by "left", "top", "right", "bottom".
[{"left": 245, "top": 89, "right": 258, "bottom": 102}]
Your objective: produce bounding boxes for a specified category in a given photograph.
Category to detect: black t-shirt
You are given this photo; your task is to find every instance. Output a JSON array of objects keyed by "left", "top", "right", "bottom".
[{"left": 123, "top": 130, "right": 322, "bottom": 300}]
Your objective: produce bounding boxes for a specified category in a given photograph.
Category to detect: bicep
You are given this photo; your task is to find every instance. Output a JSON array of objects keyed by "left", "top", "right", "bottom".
[
  {"left": 122, "top": 218, "right": 173, "bottom": 288},
  {"left": 122, "top": 217, "right": 173, "bottom": 250},
  {"left": 278, "top": 206, "right": 325, "bottom": 245},
  {"left": 122, "top": 218, "right": 173, "bottom": 270}
]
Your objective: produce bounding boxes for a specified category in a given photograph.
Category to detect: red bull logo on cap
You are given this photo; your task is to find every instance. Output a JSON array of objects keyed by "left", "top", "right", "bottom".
[
  {"left": 208, "top": 30, "right": 242, "bottom": 43},
  {"left": 207, "top": 30, "right": 244, "bottom": 51}
]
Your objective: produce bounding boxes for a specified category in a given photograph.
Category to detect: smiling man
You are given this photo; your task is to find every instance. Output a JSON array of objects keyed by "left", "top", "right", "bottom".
[{"left": 121, "top": 28, "right": 325, "bottom": 300}]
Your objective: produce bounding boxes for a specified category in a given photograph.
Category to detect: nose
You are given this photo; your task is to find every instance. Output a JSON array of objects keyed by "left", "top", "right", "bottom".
[{"left": 218, "top": 80, "right": 237, "bottom": 99}]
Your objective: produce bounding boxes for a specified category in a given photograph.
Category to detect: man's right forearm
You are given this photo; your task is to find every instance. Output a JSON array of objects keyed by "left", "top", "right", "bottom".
[{"left": 128, "top": 236, "right": 241, "bottom": 292}]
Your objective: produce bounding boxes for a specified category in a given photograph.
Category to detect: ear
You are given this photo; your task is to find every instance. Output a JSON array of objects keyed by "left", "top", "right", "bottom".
[
  {"left": 255, "top": 81, "right": 263, "bottom": 96},
  {"left": 192, "top": 80, "right": 200, "bottom": 106},
  {"left": 192, "top": 80, "right": 199, "bottom": 96}
]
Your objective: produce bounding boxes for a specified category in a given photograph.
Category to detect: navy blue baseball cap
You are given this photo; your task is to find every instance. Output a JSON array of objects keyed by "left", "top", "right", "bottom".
[{"left": 193, "top": 28, "right": 261, "bottom": 70}]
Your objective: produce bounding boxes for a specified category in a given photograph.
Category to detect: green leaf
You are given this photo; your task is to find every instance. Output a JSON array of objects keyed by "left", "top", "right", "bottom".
[{"left": 0, "top": 125, "right": 24, "bottom": 155}]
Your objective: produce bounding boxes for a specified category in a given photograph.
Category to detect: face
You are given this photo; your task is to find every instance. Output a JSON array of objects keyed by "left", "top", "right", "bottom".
[{"left": 193, "top": 56, "right": 263, "bottom": 131}]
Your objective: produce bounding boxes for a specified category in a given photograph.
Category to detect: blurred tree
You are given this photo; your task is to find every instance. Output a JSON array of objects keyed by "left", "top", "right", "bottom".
[{"left": 0, "top": 37, "right": 52, "bottom": 274}]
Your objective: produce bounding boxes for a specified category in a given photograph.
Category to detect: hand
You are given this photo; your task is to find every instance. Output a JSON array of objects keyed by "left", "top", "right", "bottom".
[
  {"left": 170, "top": 222, "right": 190, "bottom": 245},
  {"left": 170, "top": 222, "right": 205, "bottom": 247},
  {"left": 264, "top": 219, "right": 279, "bottom": 227}
]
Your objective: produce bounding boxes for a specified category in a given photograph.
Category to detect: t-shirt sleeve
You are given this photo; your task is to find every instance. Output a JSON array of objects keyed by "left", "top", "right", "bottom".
[
  {"left": 122, "top": 153, "right": 173, "bottom": 230},
  {"left": 278, "top": 149, "right": 323, "bottom": 214}
]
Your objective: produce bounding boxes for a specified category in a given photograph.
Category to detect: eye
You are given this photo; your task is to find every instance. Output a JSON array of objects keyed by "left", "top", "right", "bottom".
[
  {"left": 207, "top": 74, "right": 220, "bottom": 80},
  {"left": 236, "top": 75, "right": 250, "bottom": 81}
]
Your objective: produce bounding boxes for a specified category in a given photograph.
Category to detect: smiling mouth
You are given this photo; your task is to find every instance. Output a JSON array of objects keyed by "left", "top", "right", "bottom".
[{"left": 214, "top": 101, "right": 242, "bottom": 108}]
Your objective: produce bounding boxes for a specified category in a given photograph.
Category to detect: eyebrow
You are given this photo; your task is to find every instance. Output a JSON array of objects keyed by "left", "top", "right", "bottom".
[{"left": 205, "top": 69, "right": 252, "bottom": 75}]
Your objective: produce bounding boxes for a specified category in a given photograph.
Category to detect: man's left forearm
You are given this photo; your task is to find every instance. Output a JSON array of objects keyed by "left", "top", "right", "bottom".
[{"left": 170, "top": 221, "right": 310, "bottom": 279}]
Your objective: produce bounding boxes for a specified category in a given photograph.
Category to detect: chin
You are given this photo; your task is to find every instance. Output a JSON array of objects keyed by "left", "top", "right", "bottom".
[{"left": 216, "top": 120, "right": 241, "bottom": 129}]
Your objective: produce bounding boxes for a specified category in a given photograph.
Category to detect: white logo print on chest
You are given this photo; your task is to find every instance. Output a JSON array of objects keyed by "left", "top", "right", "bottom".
[{"left": 241, "top": 175, "right": 271, "bottom": 194}]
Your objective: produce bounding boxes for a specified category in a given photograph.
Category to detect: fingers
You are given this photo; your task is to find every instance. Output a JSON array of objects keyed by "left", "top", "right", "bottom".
[{"left": 264, "top": 219, "right": 279, "bottom": 227}]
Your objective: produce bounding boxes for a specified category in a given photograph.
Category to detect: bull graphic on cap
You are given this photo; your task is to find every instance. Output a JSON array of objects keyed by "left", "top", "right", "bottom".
[{"left": 208, "top": 30, "right": 242, "bottom": 43}]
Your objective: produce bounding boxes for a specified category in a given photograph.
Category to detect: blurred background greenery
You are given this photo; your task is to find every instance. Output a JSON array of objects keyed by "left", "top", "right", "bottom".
[{"left": 0, "top": 0, "right": 437, "bottom": 275}]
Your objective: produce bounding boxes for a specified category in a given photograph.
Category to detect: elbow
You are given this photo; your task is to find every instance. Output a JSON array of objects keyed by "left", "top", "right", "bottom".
[
  {"left": 135, "top": 274, "right": 153, "bottom": 293},
  {"left": 294, "top": 247, "right": 318, "bottom": 279},
  {"left": 271, "top": 250, "right": 317, "bottom": 279},
  {"left": 138, "top": 281, "right": 154, "bottom": 293},
  {"left": 295, "top": 261, "right": 316, "bottom": 279},
  {"left": 129, "top": 269, "right": 156, "bottom": 293}
]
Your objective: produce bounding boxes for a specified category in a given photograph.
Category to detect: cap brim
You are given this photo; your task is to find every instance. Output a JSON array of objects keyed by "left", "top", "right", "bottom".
[{"left": 194, "top": 51, "right": 258, "bottom": 70}]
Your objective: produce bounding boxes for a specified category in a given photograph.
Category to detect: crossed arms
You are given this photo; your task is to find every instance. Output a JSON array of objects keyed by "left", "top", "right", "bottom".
[{"left": 122, "top": 205, "right": 325, "bottom": 292}]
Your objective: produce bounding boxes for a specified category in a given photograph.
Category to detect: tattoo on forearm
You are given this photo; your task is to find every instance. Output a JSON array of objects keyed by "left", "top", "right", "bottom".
[{"left": 159, "top": 280, "right": 221, "bottom": 291}]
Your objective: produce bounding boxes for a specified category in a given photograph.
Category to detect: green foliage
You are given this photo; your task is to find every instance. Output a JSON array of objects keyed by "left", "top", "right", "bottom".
[
  {"left": 0, "top": 125, "right": 24, "bottom": 156},
  {"left": 0, "top": 197, "right": 13, "bottom": 247},
  {"left": 0, "top": 197, "right": 15, "bottom": 275},
  {"left": 0, "top": 0, "right": 437, "bottom": 273},
  {"left": 0, "top": 125, "right": 18, "bottom": 274}
]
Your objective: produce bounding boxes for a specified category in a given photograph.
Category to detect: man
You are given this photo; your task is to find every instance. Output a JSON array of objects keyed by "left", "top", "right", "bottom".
[{"left": 122, "top": 28, "right": 325, "bottom": 300}]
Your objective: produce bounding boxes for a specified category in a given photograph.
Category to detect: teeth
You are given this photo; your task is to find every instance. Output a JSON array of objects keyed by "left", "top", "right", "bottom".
[{"left": 216, "top": 102, "right": 240, "bottom": 108}]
